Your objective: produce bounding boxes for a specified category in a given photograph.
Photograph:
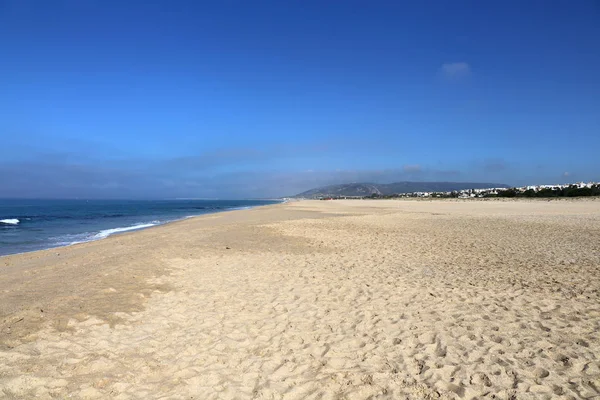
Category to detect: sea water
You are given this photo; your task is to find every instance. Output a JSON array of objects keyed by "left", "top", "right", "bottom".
[{"left": 0, "top": 199, "right": 279, "bottom": 256}]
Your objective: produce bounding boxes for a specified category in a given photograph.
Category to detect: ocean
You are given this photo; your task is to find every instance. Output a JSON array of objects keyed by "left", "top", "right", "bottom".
[{"left": 0, "top": 199, "right": 280, "bottom": 257}]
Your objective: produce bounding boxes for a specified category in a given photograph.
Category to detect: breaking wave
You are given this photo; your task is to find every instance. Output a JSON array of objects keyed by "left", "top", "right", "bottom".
[
  {"left": 93, "top": 223, "right": 158, "bottom": 239},
  {"left": 0, "top": 219, "right": 19, "bottom": 225}
]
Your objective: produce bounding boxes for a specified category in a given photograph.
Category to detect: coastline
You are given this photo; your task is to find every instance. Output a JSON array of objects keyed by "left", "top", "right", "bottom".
[
  {"left": 1, "top": 199, "right": 599, "bottom": 398},
  {"left": 0, "top": 200, "right": 282, "bottom": 259}
]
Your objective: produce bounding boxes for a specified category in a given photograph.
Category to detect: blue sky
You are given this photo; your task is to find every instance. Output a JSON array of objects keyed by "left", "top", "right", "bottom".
[{"left": 1, "top": 0, "right": 599, "bottom": 198}]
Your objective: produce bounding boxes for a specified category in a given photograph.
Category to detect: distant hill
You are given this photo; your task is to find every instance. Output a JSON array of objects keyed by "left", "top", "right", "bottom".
[{"left": 293, "top": 182, "right": 510, "bottom": 198}]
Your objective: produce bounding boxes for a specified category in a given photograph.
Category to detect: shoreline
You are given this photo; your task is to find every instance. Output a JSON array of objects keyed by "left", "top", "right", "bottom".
[
  {"left": 0, "top": 201, "right": 283, "bottom": 259},
  {"left": 0, "top": 201, "right": 292, "bottom": 353},
  {"left": 1, "top": 199, "right": 599, "bottom": 398}
]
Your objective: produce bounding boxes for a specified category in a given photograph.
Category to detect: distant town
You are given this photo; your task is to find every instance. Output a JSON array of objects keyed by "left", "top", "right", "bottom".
[{"left": 296, "top": 182, "right": 600, "bottom": 200}]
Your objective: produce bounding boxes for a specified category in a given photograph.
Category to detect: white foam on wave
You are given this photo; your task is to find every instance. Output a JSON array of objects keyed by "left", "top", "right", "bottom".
[
  {"left": 93, "top": 223, "right": 158, "bottom": 239},
  {"left": 0, "top": 219, "right": 19, "bottom": 225},
  {"left": 51, "top": 222, "right": 162, "bottom": 248}
]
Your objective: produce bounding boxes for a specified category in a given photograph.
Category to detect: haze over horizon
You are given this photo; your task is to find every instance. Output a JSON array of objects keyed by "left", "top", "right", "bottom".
[{"left": 1, "top": 0, "right": 599, "bottom": 199}]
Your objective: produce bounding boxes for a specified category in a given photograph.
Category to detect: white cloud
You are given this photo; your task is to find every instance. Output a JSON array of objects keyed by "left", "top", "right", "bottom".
[
  {"left": 403, "top": 164, "right": 423, "bottom": 173},
  {"left": 440, "top": 62, "right": 471, "bottom": 79},
  {"left": 563, "top": 172, "right": 570, "bottom": 177}
]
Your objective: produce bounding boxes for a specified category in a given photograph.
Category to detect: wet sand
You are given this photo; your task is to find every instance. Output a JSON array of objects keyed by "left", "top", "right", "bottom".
[{"left": 1, "top": 199, "right": 599, "bottom": 399}]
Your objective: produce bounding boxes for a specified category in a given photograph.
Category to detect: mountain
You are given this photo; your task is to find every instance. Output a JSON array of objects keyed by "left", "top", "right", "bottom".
[{"left": 293, "top": 182, "right": 510, "bottom": 198}]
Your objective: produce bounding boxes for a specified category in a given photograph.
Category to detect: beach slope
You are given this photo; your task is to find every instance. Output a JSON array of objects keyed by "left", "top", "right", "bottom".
[{"left": 1, "top": 199, "right": 599, "bottom": 399}]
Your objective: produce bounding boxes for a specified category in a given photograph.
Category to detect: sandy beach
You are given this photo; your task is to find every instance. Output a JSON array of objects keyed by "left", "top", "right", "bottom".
[{"left": 1, "top": 199, "right": 599, "bottom": 399}]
